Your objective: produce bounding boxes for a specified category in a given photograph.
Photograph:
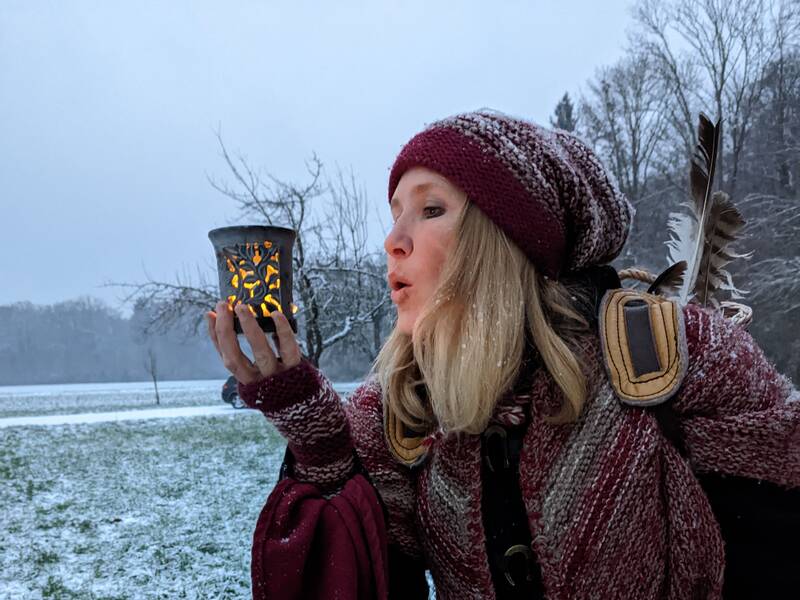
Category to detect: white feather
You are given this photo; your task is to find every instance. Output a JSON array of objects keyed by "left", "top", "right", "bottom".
[{"left": 665, "top": 210, "right": 700, "bottom": 305}]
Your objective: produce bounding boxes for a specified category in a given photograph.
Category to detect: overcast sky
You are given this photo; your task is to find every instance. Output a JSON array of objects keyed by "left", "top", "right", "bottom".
[{"left": 1, "top": 0, "right": 638, "bottom": 317}]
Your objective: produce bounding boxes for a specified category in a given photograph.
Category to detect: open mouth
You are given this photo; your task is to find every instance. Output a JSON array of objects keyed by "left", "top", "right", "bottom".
[
  {"left": 390, "top": 279, "right": 412, "bottom": 291},
  {"left": 390, "top": 283, "right": 411, "bottom": 303}
]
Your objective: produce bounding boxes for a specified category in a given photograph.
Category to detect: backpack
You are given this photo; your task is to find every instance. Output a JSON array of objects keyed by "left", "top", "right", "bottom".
[{"left": 597, "top": 281, "right": 800, "bottom": 600}]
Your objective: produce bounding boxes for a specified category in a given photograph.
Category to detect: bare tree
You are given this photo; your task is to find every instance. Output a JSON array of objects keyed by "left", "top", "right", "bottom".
[
  {"left": 554, "top": 0, "right": 800, "bottom": 379},
  {"left": 107, "top": 264, "right": 218, "bottom": 340},
  {"left": 578, "top": 51, "right": 671, "bottom": 203},
  {"left": 107, "top": 131, "right": 390, "bottom": 369},
  {"left": 741, "top": 10, "right": 800, "bottom": 198},
  {"left": 306, "top": 166, "right": 393, "bottom": 362},
  {"left": 630, "top": 0, "right": 800, "bottom": 198},
  {"left": 765, "top": 2, "right": 800, "bottom": 196},
  {"left": 144, "top": 345, "right": 160, "bottom": 405}
]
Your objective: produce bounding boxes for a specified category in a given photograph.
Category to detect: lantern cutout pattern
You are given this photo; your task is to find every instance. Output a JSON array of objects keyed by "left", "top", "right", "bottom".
[{"left": 209, "top": 226, "right": 298, "bottom": 335}]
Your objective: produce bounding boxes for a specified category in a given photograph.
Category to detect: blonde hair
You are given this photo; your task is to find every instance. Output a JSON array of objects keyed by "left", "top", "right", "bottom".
[{"left": 371, "top": 199, "right": 598, "bottom": 435}]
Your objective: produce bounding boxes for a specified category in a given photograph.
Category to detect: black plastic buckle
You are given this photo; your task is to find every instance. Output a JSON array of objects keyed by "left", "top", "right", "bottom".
[
  {"left": 502, "top": 544, "right": 535, "bottom": 587},
  {"left": 483, "top": 424, "right": 510, "bottom": 473}
]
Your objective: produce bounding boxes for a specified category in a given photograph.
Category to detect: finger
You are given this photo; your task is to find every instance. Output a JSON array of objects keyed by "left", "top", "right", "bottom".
[
  {"left": 236, "top": 303, "right": 280, "bottom": 377},
  {"left": 269, "top": 334, "right": 284, "bottom": 364},
  {"left": 272, "top": 310, "right": 302, "bottom": 368},
  {"left": 206, "top": 311, "right": 222, "bottom": 356},
  {"left": 214, "top": 301, "right": 261, "bottom": 381}
]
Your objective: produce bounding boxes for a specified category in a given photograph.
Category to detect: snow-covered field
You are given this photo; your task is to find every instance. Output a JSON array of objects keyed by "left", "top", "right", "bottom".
[
  {"left": 0, "top": 379, "right": 223, "bottom": 418},
  {"left": 0, "top": 379, "right": 363, "bottom": 419},
  {"left": 0, "top": 379, "right": 434, "bottom": 599},
  {"left": 1, "top": 410, "right": 280, "bottom": 599}
]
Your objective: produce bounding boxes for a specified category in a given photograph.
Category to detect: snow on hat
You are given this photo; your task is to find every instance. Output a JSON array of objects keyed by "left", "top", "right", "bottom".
[{"left": 387, "top": 109, "right": 635, "bottom": 280}]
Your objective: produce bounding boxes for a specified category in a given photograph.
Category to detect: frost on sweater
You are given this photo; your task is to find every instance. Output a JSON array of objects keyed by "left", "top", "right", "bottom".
[{"left": 237, "top": 302, "right": 799, "bottom": 600}]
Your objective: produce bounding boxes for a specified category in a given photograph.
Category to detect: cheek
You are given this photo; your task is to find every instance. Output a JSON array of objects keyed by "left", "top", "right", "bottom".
[{"left": 423, "top": 234, "right": 452, "bottom": 275}]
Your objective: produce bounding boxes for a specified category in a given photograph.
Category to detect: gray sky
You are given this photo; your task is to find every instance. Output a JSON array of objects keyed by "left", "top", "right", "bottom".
[{"left": 1, "top": 0, "right": 637, "bottom": 317}]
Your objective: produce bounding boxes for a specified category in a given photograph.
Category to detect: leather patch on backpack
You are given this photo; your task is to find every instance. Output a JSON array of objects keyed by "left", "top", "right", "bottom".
[{"left": 598, "top": 289, "right": 689, "bottom": 406}]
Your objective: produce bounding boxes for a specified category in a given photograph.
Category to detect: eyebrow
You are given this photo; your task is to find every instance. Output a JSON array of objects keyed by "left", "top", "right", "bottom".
[{"left": 390, "top": 182, "right": 440, "bottom": 208}]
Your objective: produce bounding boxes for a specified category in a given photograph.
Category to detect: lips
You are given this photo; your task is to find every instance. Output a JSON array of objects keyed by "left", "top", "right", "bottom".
[
  {"left": 388, "top": 271, "right": 413, "bottom": 304},
  {"left": 388, "top": 272, "right": 412, "bottom": 291},
  {"left": 390, "top": 283, "right": 411, "bottom": 303}
]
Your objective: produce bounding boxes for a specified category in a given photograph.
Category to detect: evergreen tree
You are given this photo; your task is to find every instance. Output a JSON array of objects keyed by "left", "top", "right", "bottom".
[{"left": 550, "top": 92, "right": 577, "bottom": 131}]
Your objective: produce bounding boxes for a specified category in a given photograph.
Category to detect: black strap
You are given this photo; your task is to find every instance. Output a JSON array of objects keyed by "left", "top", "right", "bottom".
[{"left": 481, "top": 420, "right": 545, "bottom": 599}]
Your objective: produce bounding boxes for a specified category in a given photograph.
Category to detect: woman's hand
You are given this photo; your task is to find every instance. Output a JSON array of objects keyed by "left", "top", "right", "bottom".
[{"left": 206, "top": 301, "right": 302, "bottom": 385}]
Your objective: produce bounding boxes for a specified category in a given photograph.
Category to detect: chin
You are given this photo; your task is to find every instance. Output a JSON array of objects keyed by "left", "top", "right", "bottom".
[{"left": 396, "top": 312, "right": 416, "bottom": 338}]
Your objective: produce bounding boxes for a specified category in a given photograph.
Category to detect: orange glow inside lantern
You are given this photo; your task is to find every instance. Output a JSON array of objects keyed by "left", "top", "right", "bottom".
[{"left": 209, "top": 225, "right": 299, "bottom": 335}]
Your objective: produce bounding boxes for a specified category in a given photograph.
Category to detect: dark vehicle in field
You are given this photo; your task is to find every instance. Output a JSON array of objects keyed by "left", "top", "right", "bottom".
[{"left": 221, "top": 375, "right": 246, "bottom": 409}]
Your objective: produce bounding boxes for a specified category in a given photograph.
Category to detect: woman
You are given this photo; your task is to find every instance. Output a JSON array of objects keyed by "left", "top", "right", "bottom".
[{"left": 207, "top": 110, "right": 799, "bottom": 599}]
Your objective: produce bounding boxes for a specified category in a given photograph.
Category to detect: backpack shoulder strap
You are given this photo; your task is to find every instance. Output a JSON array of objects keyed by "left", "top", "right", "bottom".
[{"left": 597, "top": 288, "right": 690, "bottom": 407}]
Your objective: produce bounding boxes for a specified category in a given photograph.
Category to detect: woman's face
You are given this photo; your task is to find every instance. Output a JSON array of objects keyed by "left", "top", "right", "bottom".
[{"left": 384, "top": 166, "right": 467, "bottom": 338}]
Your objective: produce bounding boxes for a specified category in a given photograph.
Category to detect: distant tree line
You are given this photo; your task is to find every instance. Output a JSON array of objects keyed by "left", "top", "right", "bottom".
[
  {"left": 0, "top": 297, "right": 218, "bottom": 386},
  {"left": 0, "top": 295, "right": 374, "bottom": 386}
]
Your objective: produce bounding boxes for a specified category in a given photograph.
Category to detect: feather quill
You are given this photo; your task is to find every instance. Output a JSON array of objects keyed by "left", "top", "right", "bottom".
[
  {"left": 664, "top": 113, "right": 752, "bottom": 307},
  {"left": 672, "top": 112, "right": 720, "bottom": 305}
]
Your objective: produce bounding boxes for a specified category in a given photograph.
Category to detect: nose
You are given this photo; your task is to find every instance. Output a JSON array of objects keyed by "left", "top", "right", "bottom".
[{"left": 383, "top": 222, "right": 412, "bottom": 257}]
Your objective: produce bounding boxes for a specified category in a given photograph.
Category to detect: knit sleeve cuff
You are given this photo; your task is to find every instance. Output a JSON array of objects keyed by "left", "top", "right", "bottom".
[
  {"left": 236, "top": 359, "right": 356, "bottom": 489},
  {"left": 237, "top": 358, "right": 321, "bottom": 412}
]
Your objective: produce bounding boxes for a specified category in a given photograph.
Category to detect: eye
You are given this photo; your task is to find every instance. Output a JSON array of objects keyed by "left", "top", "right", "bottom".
[{"left": 423, "top": 206, "right": 444, "bottom": 218}]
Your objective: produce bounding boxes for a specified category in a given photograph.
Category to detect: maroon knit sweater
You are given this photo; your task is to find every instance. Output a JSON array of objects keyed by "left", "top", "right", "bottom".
[{"left": 238, "top": 303, "right": 799, "bottom": 599}]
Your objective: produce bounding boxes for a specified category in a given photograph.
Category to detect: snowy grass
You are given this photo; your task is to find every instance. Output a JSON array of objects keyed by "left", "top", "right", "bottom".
[
  {"left": 0, "top": 380, "right": 223, "bottom": 418},
  {"left": 0, "top": 380, "right": 363, "bottom": 419},
  {"left": 1, "top": 380, "right": 435, "bottom": 599},
  {"left": 0, "top": 411, "right": 282, "bottom": 598}
]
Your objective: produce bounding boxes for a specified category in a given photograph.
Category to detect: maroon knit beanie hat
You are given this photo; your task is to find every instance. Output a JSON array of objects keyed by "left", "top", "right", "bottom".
[{"left": 387, "top": 109, "right": 635, "bottom": 280}]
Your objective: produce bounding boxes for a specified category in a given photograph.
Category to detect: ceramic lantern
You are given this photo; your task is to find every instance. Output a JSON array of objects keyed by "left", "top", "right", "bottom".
[{"left": 208, "top": 225, "right": 298, "bottom": 335}]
